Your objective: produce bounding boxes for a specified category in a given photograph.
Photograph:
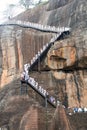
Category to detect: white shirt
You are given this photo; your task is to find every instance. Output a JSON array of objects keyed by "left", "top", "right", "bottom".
[{"left": 25, "top": 73, "right": 29, "bottom": 81}]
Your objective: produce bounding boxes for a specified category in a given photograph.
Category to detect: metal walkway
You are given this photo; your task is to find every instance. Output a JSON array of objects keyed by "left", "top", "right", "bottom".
[
  {"left": 0, "top": 20, "right": 70, "bottom": 108},
  {"left": 0, "top": 20, "right": 70, "bottom": 33}
]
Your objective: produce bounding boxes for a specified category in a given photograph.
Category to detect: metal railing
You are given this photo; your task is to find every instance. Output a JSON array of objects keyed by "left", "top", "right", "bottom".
[{"left": 0, "top": 20, "right": 70, "bottom": 33}]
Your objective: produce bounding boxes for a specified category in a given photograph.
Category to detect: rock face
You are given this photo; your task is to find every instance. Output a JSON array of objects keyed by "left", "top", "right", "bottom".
[
  {"left": 0, "top": 0, "right": 87, "bottom": 130},
  {"left": 0, "top": 26, "right": 52, "bottom": 87},
  {"left": 47, "top": 33, "right": 87, "bottom": 107}
]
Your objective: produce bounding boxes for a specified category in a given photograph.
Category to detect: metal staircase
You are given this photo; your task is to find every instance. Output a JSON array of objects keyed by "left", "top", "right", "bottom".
[
  {"left": 28, "top": 32, "right": 62, "bottom": 71},
  {"left": 0, "top": 20, "right": 70, "bottom": 33},
  {"left": 21, "top": 32, "right": 70, "bottom": 108},
  {"left": 0, "top": 20, "right": 70, "bottom": 108}
]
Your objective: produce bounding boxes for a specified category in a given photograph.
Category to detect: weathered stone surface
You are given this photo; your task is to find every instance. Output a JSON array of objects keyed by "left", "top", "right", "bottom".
[
  {"left": 50, "top": 106, "right": 87, "bottom": 130},
  {"left": 46, "top": 31, "right": 87, "bottom": 107},
  {"left": 0, "top": 79, "right": 55, "bottom": 130},
  {"left": 0, "top": 26, "right": 52, "bottom": 88},
  {"left": 47, "top": 0, "right": 72, "bottom": 11},
  {"left": 47, "top": 33, "right": 87, "bottom": 69},
  {"left": 0, "top": 0, "right": 87, "bottom": 129}
]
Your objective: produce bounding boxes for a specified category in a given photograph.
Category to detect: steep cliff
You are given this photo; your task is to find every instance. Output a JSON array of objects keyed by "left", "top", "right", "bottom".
[
  {"left": 0, "top": 0, "right": 87, "bottom": 130},
  {"left": 0, "top": 26, "right": 52, "bottom": 87}
]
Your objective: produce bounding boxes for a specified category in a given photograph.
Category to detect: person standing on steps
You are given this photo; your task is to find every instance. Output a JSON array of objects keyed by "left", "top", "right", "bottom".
[
  {"left": 24, "top": 64, "right": 29, "bottom": 73},
  {"left": 24, "top": 71, "right": 29, "bottom": 83},
  {"left": 24, "top": 71, "right": 29, "bottom": 94},
  {"left": 20, "top": 70, "right": 30, "bottom": 94},
  {"left": 23, "top": 63, "right": 30, "bottom": 83},
  {"left": 46, "top": 92, "right": 49, "bottom": 99},
  {"left": 20, "top": 63, "right": 29, "bottom": 94}
]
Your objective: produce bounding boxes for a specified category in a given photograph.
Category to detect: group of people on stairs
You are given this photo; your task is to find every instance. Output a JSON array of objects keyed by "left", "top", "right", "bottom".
[
  {"left": 67, "top": 106, "right": 87, "bottom": 115},
  {"left": 20, "top": 63, "right": 58, "bottom": 106},
  {"left": 20, "top": 29, "right": 70, "bottom": 107},
  {"left": 21, "top": 67, "right": 87, "bottom": 111},
  {"left": 30, "top": 44, "right": 49, "bottom": 66}
]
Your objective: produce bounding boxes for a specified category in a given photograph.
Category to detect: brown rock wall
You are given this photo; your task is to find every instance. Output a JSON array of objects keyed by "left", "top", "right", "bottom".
[
  {"left": 50, "top": 106, "right": 71, "bottom": 130},
  {"left": 46, "top": 32, "right": 87, "bottom": 107},
  {"left": 47, "top": 33, "right": 87, "bottom": 69},
  {"left": 20, "top": 106, "right": 46, "bottom": 130},
  {"left": 0, "top": 0, "right": 87, "bottom": 129},
  {"left": 0, "top": 26, "right": 52, "bottom": 88}
]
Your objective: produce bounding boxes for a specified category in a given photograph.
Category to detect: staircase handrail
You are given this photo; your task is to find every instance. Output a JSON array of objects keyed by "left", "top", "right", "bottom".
[
  {"left": 21, "top": 77, "right": 56, "bottom": 108},
  {"left": 16, "top": 20, "right": 71, "bottom": 108},
  {"left": 0, "top": 20, "right": 71, "bottom": 33}
]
